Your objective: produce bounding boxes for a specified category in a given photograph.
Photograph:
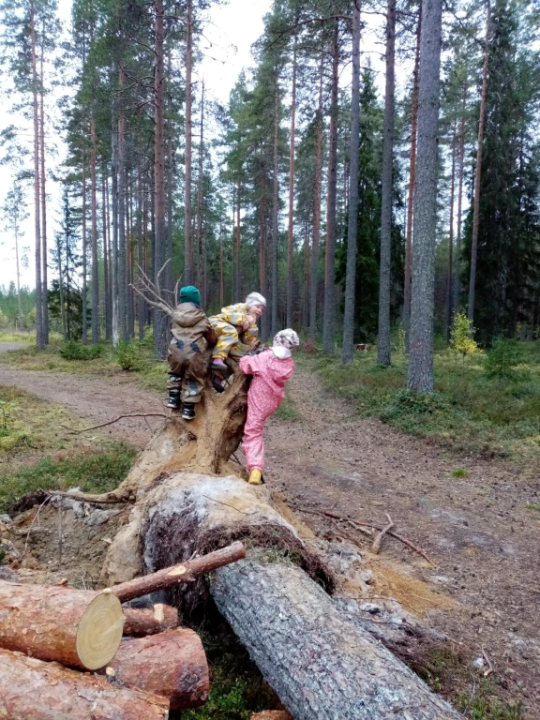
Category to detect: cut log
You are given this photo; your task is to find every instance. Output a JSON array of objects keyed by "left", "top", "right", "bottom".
[
  {"left": 123, "top": 603, "right": 178, "bottom": 636},
  {"left": 100, "top": 468, "right": 461, "bottom": 720},
  {"left": 110, "top": 541, "right": 246, "bottom": 602},
  {"left": 0, "top": 647, "right": 169, "bottom": 720},
  {"left": 104, "top": 628, "right": 209, "bottom": 709},
  {"left": 0, "top": 581, "right": 124, "bottom": 670}
]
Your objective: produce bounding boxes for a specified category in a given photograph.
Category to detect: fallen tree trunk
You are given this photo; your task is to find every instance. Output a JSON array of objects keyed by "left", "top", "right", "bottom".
[
  {"left": 104, "top": 628, "right": 209, "bottom": 709},
  {"left": 0, "top": 647, "right": 169, "bottom": 720},
  {"left": 110, "top": 542, "right": 246, "bottom": 602},
  {"left": 100, "top": 468, "right": 461, "bottom": 720},
  {"left": 122, "top": 604, "right": 178, "bottom": 636},
  {"left": 0, "top": 581, "right": 124, "bottom": 670}
]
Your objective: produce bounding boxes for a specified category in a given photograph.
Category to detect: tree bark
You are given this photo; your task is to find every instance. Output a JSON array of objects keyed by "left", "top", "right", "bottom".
[
  {"left": 286, "top": 43, "right": 297, "bottom": 328},
  {"left": 213, "top": 560, "right": 460, "bottom": 720},
  {"left": 39, "top": 39, "right": 48, "bottom": 346},
  {"left": 197, "top": 83, "right": 206, "bottom": 301},
  {"left": 342, "top": 1, "right": 362, "bottom": 364},
  {"left": 309, "top": 62, "right": 324, "bottom": 340},
  {"left": 236, "top": 180, "right": 242, "bottom": 299},
  {"left": 446, "top": 122, "right": 457, "bottom": 341},
  {"left": 453, "top": 107, "right": 466, "bottom": 316},
  {"left": 82, "top": 152, "right": 88, "bottom": 345},
  {"left": 184, "top": 0, "right": 193, "bottom": 284},
  {"left": 118, "top": 67, "right": 129, "bottom": 343},
  {"left": 322, "top": 19, "right": 339, "bottom": 354},
  {"left": 0, "top": 648, "right": 169, "bottom": 720},
  {"left": 271, "top": 84, "right": 280, "bottom": 338},
  {"left": 30, "top": 4, "right": 43, "bottom": 350},
  {"left": 91, "top": 114, "right": 100, "bottom": 343},
  {"left": 103, "top": 173, "right": 112, "bottom": 341},
  {"left": 122, "top": 604, "right": 178, "bottom": 636},
  {"left": 103, "top": 628, "right": 209, "bottom": 709},
  {"left": 403, "top": 4, "right": 421, "bottom": 352},
  {"left": 377, "top": 0, "right": 396, "bottom": 367},
  {"left": 0, "top": 582, "right": 123, "bottom": 670},
  {"left": 407, "top": 0, "right": 443, "bottom": 393},
  {"left": 153, "top": 0, "right": 167, "bottom": 359},
  {"left": 111, "top": 74, "right": 120, "bottom": 347},
  {"left": 467, "top": 2, "right": 491, "bottom": 326}
]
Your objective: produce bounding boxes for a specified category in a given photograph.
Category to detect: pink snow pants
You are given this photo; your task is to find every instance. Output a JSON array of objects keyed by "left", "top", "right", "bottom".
[{"left": 242, "top": 378, "right": 282, "bottom": 472}]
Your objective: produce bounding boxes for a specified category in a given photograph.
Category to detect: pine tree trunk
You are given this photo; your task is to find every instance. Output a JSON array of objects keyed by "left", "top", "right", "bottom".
[
  {"left": 259, "top": 176, "right": 269, "bottom": 340},
  {"left": 197, "top": 84, "right": 205, "bottom": 300},
  {"left": 82, "top": 153, "right": 88, "bottom": 345},
  {"left": 15, "top": 217, "right": 23, "bottom": 331},
  {"left": 341, "top": 1, "right": 361, "bottom": 364},
  {"left": 407, "top": 0, "right": 443, "bottom": 393},
  {"left": 30, "top": 5, "right": 43, "bottom": 350},
  {"left": 271, "top": 85, "right": 280, "bottom": 338},
  {"left": 376, "top": 0, "right": 396, "bottom": 366},
  {"left": 286, "top": 44, "right": 297, "bottom": 328},
  {"left": 153, "top": 0, "right": 167, "bottom": 359},
  {"left": 118, "top": 68, "right": 129, "bottom": 343},
  {"left": 111, "top": 74, "right": 120, "bottom": 347},
  {"left": 39, "top": 43, "right": 48, "bottom": 346},
  {"left": 302, "top": 223, "right": 310, "bottom": 328},
  {"left": 322, "top": 20, "right": 339, "bottom": 354},
  {"left": 467, "top": 3, "right": 491, "bottom": 326},
  {"left": 236, "top": 181, "right": 242, "bottom": 300},
  {"left": 103, "top": 629, "right": 209, "bottom": 710},
  {"left": 309, "top": 63, "right": 324, "bottom": 340},
  {"left": 453, "top": 106, "right": 466, "bottom": 315},
  {"left": 446, "top": 122, "right": 457, "bottom": 341},
  {"left": 184, "top": 0, "right": 193, "bottom": 284},
  {"left": 103, "top": 173, "right": 112, "bottom": 341},
  {"left": 122, "top": 604, "right": 178, "bottom": 636},
  {"left": 91, "top": 115, "right": 100, "bottom": 343},
  {"left": 403, "top": 4, "right": 421, "bottom": 352},
  {"left": 0, "top": 648, "right": 169, "bottom": 720}
]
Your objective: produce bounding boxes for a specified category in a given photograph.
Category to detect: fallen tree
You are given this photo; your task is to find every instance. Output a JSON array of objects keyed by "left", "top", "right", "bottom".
[
  {"left": 0, "top": 581, "right": 124, "bottom": 670},
  {"left": 104, "top": 628, "right": 209, "bottom": 709},
  {"left": 60, "top": 349, "right": 460, "bottom": 720},
  {"left": 0, "top": 647, "right": 169, "bottom": 720}
]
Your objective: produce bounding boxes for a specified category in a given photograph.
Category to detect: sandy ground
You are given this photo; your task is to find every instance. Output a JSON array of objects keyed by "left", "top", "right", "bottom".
[{"left": 0, "top": 349, "right": 538, "bottom": 713}]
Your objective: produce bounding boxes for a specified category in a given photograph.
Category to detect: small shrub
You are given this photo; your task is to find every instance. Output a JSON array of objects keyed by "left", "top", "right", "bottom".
[
  {"left": 60, "top": 341, "right": 104, "bottom": 361},
  {"left": 116, "top": 341, "right": 145, "bottom": 371},
  {"left": 451, "top": 313, "right": 479, "bottom": 365},
  {"left": 484, "top": 339, "right": 523, "bottom": 380},
  {"left": 452, "top": 468, "right": 470, "bottom": 478}
]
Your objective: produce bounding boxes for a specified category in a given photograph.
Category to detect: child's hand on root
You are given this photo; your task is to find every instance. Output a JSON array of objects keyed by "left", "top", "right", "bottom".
[{"left": 243, "top": 314, "right": 256, "bottom": 331}]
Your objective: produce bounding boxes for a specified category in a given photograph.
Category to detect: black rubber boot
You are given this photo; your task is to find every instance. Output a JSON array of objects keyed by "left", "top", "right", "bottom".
[
  {"left": 166, "top": 389, "right": 181, "bottom": 409},
  {"left": 182, "top": 403, "right": 196, "bottom": 421}
]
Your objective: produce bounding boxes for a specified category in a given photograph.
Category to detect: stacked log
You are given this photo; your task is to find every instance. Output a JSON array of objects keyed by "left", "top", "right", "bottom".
[{"left": 0, "top": 543, "right": 245, "bottom": 719}]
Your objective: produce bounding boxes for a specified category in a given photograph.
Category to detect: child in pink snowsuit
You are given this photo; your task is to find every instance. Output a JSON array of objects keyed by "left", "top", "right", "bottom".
[{"left": 239, "top": 329, "right": 300, "bottom": 485}]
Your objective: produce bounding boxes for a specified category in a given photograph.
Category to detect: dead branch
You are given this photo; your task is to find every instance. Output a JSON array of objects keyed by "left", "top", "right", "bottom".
[
  {"left": 294, "top": 506, "right": 436, "bottom": 566},
  {"left": 46, "top": 489, "right": 133, "bottom": 505},
  {"left": 63, "top": 413, "right": 168, "bottom": 435},
  {"left": 481, "top": 646, "right": 494, "bottom": 677},
  {"left": 371, "top": 514, "right": 394, "bottom": 555}
]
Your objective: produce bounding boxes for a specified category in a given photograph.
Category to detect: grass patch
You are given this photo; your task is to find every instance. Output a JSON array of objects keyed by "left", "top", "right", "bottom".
[
  {"left": 182, "top": 627, "right": 279, "bottom": 720},
  {"left": 452, "top": 468, "right": 470, "bottom": 478},
  {"left": 525, "top": 501, "right": 540, "bottom": 512},
  {"left": 0, "top": 332, "right": 35, "bottom": 343},
  {"left": 274, "top": 395, "right": 303, "bottom": 422},
  {"left": 313, "top": 342, "right": 540, "bottom": 463},
  {"left": 0, "top": 443, "right": 136, "bottom": 513}
]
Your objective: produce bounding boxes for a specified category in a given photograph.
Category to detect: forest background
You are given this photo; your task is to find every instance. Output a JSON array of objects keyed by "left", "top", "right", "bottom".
[{"left": 0, "top": 0, "right": 539, "bottom": 395}]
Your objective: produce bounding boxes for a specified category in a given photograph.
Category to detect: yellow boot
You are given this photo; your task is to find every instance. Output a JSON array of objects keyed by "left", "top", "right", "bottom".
[{"left": 248, "top": 469, "right": 262, "bottom": 485}]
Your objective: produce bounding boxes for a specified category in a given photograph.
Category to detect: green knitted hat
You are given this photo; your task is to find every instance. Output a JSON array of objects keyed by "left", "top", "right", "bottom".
[{"left": 179, "top": 286, "right": 202, "bottom": 306}]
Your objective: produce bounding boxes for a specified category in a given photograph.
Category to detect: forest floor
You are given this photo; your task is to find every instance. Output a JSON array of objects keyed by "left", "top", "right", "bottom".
[{"left": 0, "top": 342, "right": 538, "bottom": 718}]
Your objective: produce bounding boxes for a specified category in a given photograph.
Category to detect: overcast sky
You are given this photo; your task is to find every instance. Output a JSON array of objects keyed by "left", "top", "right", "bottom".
[{"left": 0, "top": 0, "right": 271, "bottom": 289}]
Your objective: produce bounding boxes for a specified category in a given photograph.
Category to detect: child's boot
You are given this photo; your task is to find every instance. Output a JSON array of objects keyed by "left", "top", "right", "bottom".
[
  {"left": 248, "top": 469, "right": 263, "bottom": 485},
  {"left": 182, "top": 402, "right": 196, "bottom": 421},
  {"left": 211, "top": 357, "right": 228, "bottom": 372},
  {"left": 167, "top": 388, "right": 181, "bottom": 409}
]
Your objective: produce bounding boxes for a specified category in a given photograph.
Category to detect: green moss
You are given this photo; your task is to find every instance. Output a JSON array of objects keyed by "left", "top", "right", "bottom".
[{"left": 451, "top": 468, "right": 470, "bottom": 478}]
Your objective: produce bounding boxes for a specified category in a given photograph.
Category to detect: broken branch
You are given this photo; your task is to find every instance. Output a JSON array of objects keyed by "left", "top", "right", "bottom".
[
  {"left": 371, "top": 514, "right": 394, "bottom": 555},
  {"left": 64, "top": 413, "right": 168, "bottom": 435}
]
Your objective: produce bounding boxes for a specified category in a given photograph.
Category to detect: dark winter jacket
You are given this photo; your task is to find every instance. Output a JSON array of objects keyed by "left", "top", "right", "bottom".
[{"left": 169, "top": 302, "right": 217, "bottom": 356}]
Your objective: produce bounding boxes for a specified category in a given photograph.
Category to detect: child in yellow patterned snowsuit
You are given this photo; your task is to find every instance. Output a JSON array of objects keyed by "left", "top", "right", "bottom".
[{"left": 208, "top": 293, "right": 266, "bottom": 386}]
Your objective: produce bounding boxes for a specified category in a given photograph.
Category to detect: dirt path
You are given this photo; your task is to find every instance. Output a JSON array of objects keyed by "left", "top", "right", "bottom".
[{"left": 0, "top": 358, "right": 538, "bottom": 711}]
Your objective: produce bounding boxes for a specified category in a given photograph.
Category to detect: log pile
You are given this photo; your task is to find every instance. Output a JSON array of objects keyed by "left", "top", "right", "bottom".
[{"left": 0, "top": 543, "right": 245, "bottom": 719}]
